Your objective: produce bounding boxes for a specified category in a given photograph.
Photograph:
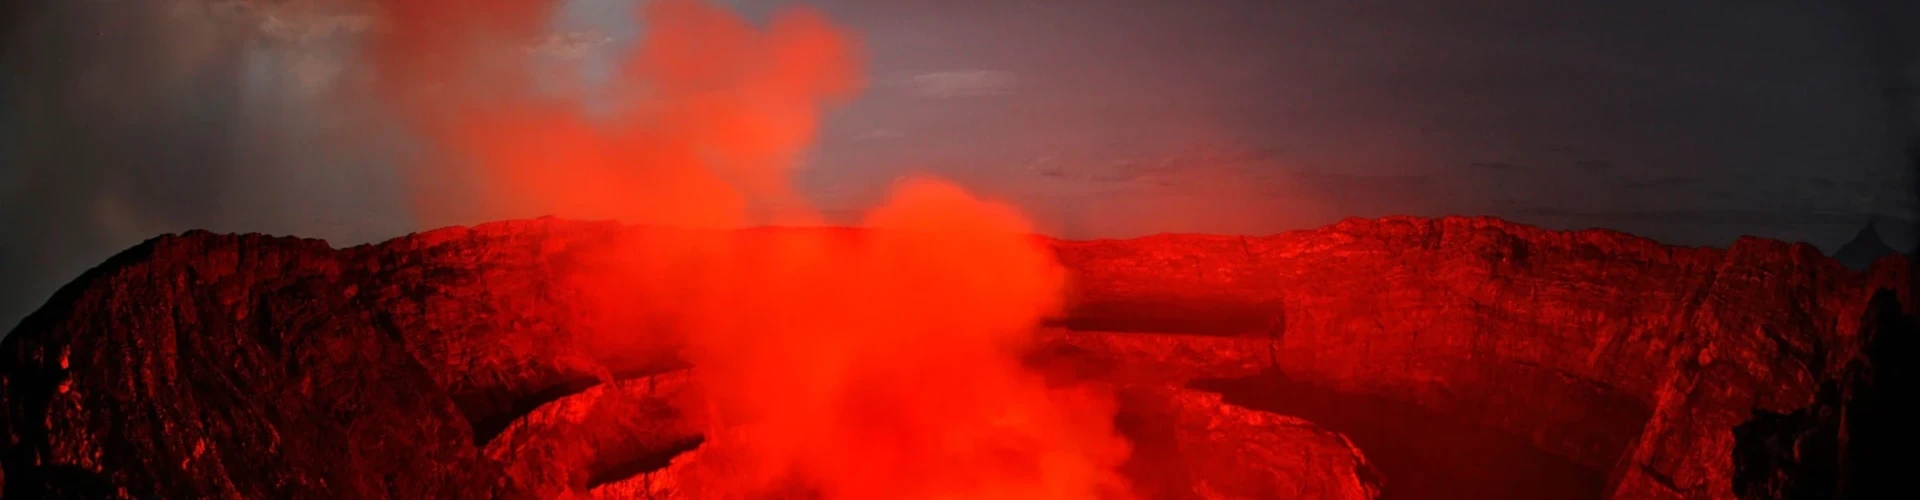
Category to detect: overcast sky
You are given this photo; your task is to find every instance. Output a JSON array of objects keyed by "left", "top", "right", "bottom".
[
  {"left": 557, "top": 0, "right": 1920, "bottom": 244},
  {"left": 2, "top": 0, "right": 1917, "bottom": 330}
]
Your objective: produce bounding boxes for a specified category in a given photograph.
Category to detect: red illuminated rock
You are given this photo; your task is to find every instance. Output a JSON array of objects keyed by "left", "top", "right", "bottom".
[
  {"left": 1050, "top": 216, "right": 1912, "bottom": 499},
  {"left": 0, "top": 216, "right": 1907, "bottom": 499},
  {"left": 1112, "top": 386, "right": 1382, "bottom": 500},
  {"left": 484, "top": 370, "right": 702, "bottom": 499},
  {"left": 0, "top": 233, "right": 524, "bottom": 499},
  {"left": 577, "top": 384, "right": 1383, "bottom": 500}
]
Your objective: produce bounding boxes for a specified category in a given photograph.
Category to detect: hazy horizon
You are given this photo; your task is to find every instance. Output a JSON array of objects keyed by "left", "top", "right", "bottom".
[{"left": 4, "top": 0, "right": 1917, "bottom": 331}]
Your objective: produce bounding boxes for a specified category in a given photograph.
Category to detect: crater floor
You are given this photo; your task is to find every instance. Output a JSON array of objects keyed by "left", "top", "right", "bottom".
[{"left": 1193, "top": 371, "right": 1606, "bottom": 500}]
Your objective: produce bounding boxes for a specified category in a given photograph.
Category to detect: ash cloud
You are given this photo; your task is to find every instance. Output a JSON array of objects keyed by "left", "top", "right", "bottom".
[{"left": 0, "top": 0, "right": 420, "bottom": 331}]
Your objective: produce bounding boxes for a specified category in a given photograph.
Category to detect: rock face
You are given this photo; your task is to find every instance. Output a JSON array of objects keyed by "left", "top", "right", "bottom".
[
  {"left": 571, "top": 384, "right": 1383, "bottom": 500},
  {"left": 1050, "top": 217, "right": 1912, "bottom": 499},
  {"left": 0, "top": 234, "right": 521, "bottom": 499},
  {"left": 1108, "top": 386, "right": 1382, "bottom": 500},
  {"left": 485, "top": 370, "right": 704, "bottom": 499},
  {"left": 1729, "top": 289, "right": 1914, "bottom": 499},
  {"left": 1, "top": 216, "right": 1909, "bottom": 499}
]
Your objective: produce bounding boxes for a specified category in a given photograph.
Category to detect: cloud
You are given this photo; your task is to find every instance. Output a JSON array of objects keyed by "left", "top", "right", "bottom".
[
  {"left": 854, "top": 128, "right": 905, "bottom": 141},
  {"left": 194, "top": 0, "right": 374, "bottom": 45},
  {"left": 1573, "top": 159, "right": 1613, "bottom": 171},
  {"left": 899, "top": 70, "right": 1019, "bottom": 99},
  {"left": 1622, "top": 176, "right": 1704, "bottom": 190},
  {"left": 1030, "top": 157, "right": 1177, "bottom": 184},
  {"left": 523, "top": 30, "right": 615, "bottom": 60},
  {"left": 285, "top": 54, "right": 346, "bottom": 95},
  {"left": 1028, "top": 146, "right": 1287, "bottom": 184},
  {"left": 258, "top": 12, "right": 372, "bottom": 44},
  {"left": 1466, "top": 161, "right": 1518, "bottom": 171}
]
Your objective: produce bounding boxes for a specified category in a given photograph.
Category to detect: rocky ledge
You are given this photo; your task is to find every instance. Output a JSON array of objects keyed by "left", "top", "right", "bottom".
[{"left": 2, "top": 215, "right": 1911, "bottom": 499}]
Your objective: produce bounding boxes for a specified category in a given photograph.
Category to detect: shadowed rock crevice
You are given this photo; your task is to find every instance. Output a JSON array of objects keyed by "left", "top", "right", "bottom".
[
  {"left": 482, "top": 372, "right": 704, "bottom": 499},
  {"left": 1731, "top": 289, "right": 1915, "bottom": 499},
  {"left": 1109, "top": 386, "right": 1384, "bottom": 500},
  {"left": 1047, "top": 300, "right": 1274, "bottom": 335},
  {"left": 1191, "top": 370, "right": 1628, "bottom": 500},
  {"left": 584, "top": 435, "right": 705, "bottom": 490},
  {"left": 471, "top": 359, "right": 693, "bottom": 446}
]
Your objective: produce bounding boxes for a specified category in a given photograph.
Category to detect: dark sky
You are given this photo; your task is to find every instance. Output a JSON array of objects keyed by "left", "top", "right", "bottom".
[
  {"left": 737, "top": 0, "right": 1918, "bottom": 245},
  {"left": 2, "top": 0, "right": 1917, "bottom": 330}
]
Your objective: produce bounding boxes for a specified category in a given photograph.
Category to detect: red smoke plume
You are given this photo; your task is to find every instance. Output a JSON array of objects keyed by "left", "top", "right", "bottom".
[
  {"left": 362, "top": 0, "right": 1131, "bottom": 497},
  {"left": 367, "top": 0, "right": 857, "bottom": 228}
]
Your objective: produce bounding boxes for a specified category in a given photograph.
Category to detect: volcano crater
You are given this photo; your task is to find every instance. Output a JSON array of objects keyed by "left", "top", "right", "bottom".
[{"left": 2, "top": 216, "right": 1909, "bottom": 499}]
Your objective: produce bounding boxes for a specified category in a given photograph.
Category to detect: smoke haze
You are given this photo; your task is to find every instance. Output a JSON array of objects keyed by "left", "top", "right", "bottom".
[
  {"left": 3, "top": 0, "right": 1136, "bottom": 494},
  {"left": 7, "top": 0, "right": 1920, "bottom": 332},
  {"left": 0, "top": 0, "right": 413, "bottom": 329},
  {"left": 358, "top": 0, "right": 1133, "bottom": 495}
]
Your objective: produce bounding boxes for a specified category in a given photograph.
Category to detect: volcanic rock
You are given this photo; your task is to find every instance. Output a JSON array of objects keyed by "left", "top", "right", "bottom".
[
  {"left": 1108, "top": 386, "right": 1381, "bottom": 500},
  {"left": 485, "top": 370, "right": 703, "bottom": 499},
  {"left": 0, "top": 233, "right": 523, "bottom": 499},
  {"left": 1, "top": 215, "right": 1910, "bottom": 499},
  {"left": 1050, "top": 217, "right": 1911, "bottom": 499},
  {"left": 578, "top": 384, "right": 1383, "bottom": 500},
  {"left": 1729, "top": 289, "right": 1915, "bottom": 499}
]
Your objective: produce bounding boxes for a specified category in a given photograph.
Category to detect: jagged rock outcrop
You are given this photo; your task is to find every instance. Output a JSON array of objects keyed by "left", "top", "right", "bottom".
[
  {"left": 0, "top": 234, "right": 524, "bottom": 499},
  {"left": 1, "top": 215, "right": 1909, "bottom": 499}
]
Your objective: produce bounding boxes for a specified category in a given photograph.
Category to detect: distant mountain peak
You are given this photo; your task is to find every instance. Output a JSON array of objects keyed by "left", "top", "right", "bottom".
[{"left": 1834, "top": 216, "right": 1900, "bottom": 270}]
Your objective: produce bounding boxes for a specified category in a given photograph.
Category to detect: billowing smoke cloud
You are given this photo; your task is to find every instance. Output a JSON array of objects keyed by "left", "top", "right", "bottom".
[
  {"left": 0, "top": 0, "right": 413, "bottom": 331},
  {"left": 652, "top": 180, "right": 1133, "bottom": 498},
  {"left": 362, "top": 0, "right": 860, "bottom": 229},
  {"left": 357, "top": 0, "right": 1132, "bottom": 496},
  {"left": 3, "top": 0, "right": 1135, "bottom": 490}
]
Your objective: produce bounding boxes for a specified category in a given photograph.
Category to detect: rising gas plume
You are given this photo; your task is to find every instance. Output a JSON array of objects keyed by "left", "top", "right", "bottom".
[
  {"left": 361, "top": 0, "right": 1132, "bottom": 497},
  {"left": 364, "top": 0, "right": 858, "bottom": 228}
]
